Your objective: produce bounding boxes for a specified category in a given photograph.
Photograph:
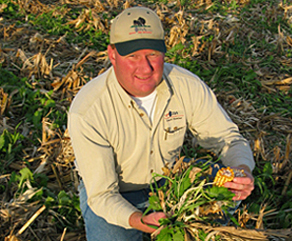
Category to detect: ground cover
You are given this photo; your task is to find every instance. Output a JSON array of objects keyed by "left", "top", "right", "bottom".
[{"left": 0, "top": 0, "right": 292, "bottom": 240}]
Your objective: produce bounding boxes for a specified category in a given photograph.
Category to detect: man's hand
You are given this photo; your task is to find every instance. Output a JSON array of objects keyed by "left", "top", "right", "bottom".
[
  {"left": 223, "top": 165, "right": 254, "bottom": 201},
  {"left": 129, "top": 211, "right": 166, "bottom": 233}
]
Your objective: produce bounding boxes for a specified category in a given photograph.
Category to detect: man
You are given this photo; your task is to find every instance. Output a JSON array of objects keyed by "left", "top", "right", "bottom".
[{"left": 68, "top": 6, "right": 254, "bottom": 241}]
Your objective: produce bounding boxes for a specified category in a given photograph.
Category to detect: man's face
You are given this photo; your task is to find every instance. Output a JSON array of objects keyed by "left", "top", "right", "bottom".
[{"left": 107, "top": 45, "right": 165, "bottom": 97}]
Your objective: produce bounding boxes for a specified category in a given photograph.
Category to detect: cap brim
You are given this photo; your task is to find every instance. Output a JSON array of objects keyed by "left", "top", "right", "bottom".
[{"left": 115, "top": 39, "right": 166, "bottom": 56}]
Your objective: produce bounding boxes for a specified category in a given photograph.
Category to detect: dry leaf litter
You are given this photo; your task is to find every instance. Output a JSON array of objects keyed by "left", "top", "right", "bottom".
[{"left": 1, "top": 0, "right": 292, "bottom": 240}]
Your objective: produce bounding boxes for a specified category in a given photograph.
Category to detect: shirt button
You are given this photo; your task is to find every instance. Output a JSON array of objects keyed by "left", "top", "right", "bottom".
[
  {"left": 150, "top": 169, "right": 154, "bottom": 173},
  {"left": 150, "top": 150, "right": 153, "bottom": 154},
  {"left": 139, "top": 113, "right": 144, "bottom": 117}
]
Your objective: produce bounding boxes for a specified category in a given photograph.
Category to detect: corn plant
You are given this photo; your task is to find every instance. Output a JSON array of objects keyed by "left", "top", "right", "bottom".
[{"left": 144, "top": 156, "right": 238, "bottom": 241}]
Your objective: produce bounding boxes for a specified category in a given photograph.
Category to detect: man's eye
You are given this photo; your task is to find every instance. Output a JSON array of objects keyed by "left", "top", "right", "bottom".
[
  {"left": 128, "top": 54, "right": 137, "bottom": 58},
  {"left": 149, "top": 52, "right": 161, "bottom": 57}
]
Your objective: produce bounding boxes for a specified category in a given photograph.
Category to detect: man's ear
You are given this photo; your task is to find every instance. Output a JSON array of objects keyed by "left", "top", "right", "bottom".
[{"left": 107, "top": 45, "right": 116, "bottom": 66}]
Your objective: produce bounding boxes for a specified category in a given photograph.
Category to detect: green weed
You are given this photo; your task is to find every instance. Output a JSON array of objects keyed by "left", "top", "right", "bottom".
[
  {"left": 8, "top": 166, "right": 83, "bottom": 231},
  {"left": 31, "top": 8, "right": 71, "bottom": 36},
  {"left": 0, "top": 0, "right": 21, "bottom": 19},
  {"left": 144, "top": 158, "right": 237, "bottom": 240},
  {"left": 0, "top": 126, "right": 25, "bottom": 173}
]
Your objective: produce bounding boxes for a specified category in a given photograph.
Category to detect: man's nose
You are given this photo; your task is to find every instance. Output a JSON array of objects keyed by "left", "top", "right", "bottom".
[{"left": 138, "top": 56, "right": 153, "bottom": 72}]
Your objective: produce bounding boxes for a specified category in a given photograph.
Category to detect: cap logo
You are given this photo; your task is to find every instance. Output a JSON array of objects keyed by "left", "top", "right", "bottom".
[
  {"left": 130, "top": 17, "right": 152, "bottom": 35},
  {"left": 133, "top": 17, "right": 146, "bottom": 26}
]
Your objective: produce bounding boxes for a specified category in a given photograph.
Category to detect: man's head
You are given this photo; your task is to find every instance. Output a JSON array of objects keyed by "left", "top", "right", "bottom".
[
  {"left": 109, "top": 6, "right": 166, "bottom": 56},
  {"left": 108, "top": 7, "right": 166, "bottom": 97}
]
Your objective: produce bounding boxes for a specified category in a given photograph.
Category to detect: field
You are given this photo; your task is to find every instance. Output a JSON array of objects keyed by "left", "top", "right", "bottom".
[{"left": 1, "top": 0, "right": 292, "bottom": 240}]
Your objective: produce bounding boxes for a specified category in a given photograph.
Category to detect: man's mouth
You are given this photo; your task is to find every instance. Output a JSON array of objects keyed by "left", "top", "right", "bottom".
[{"left": 136, "top": 76, "right": 150, "bottom": 80}]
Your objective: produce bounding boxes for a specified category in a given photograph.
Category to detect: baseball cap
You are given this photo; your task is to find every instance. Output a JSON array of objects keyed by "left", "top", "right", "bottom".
[{"left": 110, "top": 7, "right": 166, "bottom": 56}]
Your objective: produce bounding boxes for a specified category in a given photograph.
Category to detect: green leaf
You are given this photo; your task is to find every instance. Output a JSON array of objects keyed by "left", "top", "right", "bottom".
[
  {"left": 206, "top": 186, "right": 234, "bottom": 200},
  {"left": 178, "top": 175, "right": 192, "bottom": 197},
  {"left": 44, "top": 99, "right": 55, "bottom": 108},
  {"left": 9, "top": 171, "right": 20, "bottom": 186},
  {"left": 148, "top": 195, "right": 162, "bottom": 211},
  {"left": 168, "top": 43, "right": 184, "bottom": 53},
  {"left": 45, "top": 196, "right": 55, "bottom": 207},
  {"left": 159, "top": 218, "right": 172, "bottom": 226},
  {"left": 33, "top": 110, "right": 42, "bottom": 127},
  {"left": 182, "top": 200, "right": 207, "bottom": 211},
  {"left": 177, "top": 166, "right": 194, "bottom": 197},
  {"left": 58, "top": 190, "right": 71, "bottom": 205},
  {"left": 0, "top": 132, "right": 5, "bottom": 150},
  {"left": 262, "top": 162, "right": 273, "bottom": 175},
  {"left": 156, "top": 228, "right": 173, "bottom": 241},
  {"left": 173, "top": 227, "right": 185, "bottom": 241},
  {"left": 18, "top": 167, "right": 34, "bottom": 188}
]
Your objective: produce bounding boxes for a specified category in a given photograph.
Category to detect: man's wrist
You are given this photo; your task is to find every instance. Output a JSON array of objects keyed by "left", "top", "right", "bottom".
[
  {"left": 236, "top": 164, "right": 252, "bottom": 174},
  {"left": 129, "top": 211, "right": 143, "bottom": 228}
]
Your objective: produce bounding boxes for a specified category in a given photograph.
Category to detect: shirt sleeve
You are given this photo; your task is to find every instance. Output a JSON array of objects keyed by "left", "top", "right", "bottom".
[
  {"left": 187, "top": 78, "right": 255, "bottom": 171},
  {"left": 68, "top": 112, "right": 139, "bottom": 229}
]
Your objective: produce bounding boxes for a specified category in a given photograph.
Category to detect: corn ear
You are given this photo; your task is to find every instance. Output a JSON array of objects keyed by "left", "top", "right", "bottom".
[
  {"left": 213, "top": 167, "right": 246, "bottom": 187},
  {"left": 213, "top": 167, "right": 234, "bottom": 187}
]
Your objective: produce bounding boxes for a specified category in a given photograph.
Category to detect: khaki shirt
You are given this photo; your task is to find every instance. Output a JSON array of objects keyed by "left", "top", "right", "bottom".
[{"left": 68, "top": 63, "right": 254, "bottom": 228}]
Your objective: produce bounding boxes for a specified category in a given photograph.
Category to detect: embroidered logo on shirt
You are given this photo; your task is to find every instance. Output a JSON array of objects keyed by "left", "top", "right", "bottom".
[
  {"left": 164, "top": 111, "right": 184, "bottom": 122},
  {"left": 129, "top": 17, "right": 152, "bottom": 35}
]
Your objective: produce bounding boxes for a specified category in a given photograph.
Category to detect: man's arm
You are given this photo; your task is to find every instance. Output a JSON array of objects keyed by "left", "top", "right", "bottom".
[
  {"left": 68, "top": 112, "right": 139, "bottom": 228},
  {"left": 183, "top": 76, "right": 255, "bottom": 200}
]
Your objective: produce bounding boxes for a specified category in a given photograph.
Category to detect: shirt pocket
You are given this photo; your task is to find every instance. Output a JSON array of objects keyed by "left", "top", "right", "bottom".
[{"left": 160, "top": 110, "right": 186, "bottom": 161}]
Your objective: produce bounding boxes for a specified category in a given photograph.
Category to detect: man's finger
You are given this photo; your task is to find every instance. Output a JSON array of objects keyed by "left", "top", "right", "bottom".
[
  {"left": 142, "top": 212, "right": 166, "bottom": 226},
  {"left": 232, "top": 176, "right": 254, "bottom": 184}
]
